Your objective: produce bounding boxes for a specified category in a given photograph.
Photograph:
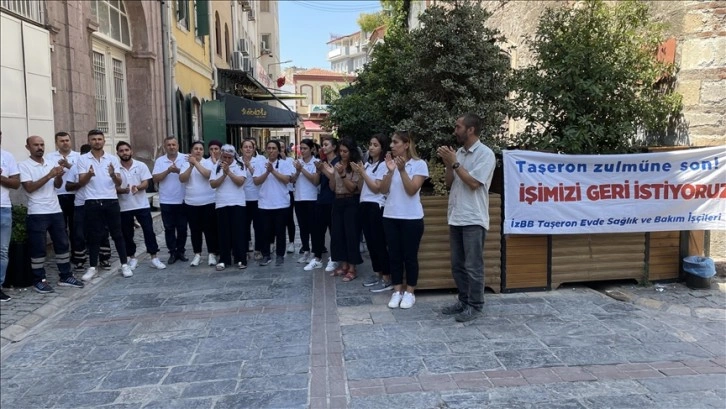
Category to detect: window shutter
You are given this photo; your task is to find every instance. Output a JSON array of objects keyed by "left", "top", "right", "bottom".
[{"left": 196, "top": 0, "right": 209, "bottom": 37}]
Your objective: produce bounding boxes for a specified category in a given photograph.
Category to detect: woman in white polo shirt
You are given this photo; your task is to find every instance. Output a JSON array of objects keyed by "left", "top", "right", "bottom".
[
  {"left": 379, "top": 131, "right": 429, "bottom": 309},
  {"left": 209, "top": 144, "right": 248, "bottom": 271},
  {"left": 292, "top": 139, "right": 319, "bottom": 264},
  {"left": 180, "top": 141, "right": 218, "bottom": 267},
  {"left": 253, "top": 140, "right": 294, "bottom": 267}
]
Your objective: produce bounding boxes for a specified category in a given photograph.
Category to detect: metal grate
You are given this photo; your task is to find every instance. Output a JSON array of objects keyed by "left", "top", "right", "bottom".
[
  {"left": 92, "top": 51, "right": 109, "bottom": 133},
  {"left": 112, "top": 58, "right": 127, "bottom": 135},
  {"left": 1, "top": 0, "right": 45, "bottom": 24}
]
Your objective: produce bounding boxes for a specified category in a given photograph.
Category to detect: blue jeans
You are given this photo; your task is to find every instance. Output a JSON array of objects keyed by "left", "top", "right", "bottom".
[
  {"left": 160, "top": 203, "right": 187, "bottom": 256},
  {"left": 27, "top": 212, "right": 72, "bottom": 283},
  {"left": 449, "top": 225, "right": 486, "bottom": 311},
  {"left": 0, "top": 207, "right": 11, "bottom": 286}
]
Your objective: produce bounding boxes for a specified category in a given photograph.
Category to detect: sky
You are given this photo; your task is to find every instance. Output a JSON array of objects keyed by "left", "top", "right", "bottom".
[{"left": 279, "top": 0, "right": 382, "bottom": 70}]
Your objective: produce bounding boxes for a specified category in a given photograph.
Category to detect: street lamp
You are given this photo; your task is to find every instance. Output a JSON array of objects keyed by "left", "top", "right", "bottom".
[{"left": 268, "top": 59, "right": 292, "bottom": 77}]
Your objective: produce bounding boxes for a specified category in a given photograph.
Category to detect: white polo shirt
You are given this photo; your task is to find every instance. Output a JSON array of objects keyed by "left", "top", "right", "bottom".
[
  {"left": 383, "top": 158, "right": 429, "bottom": 220},
  {"left": 293, "top": 157, "right": 319, "bottom": 202},
  {"left": 76, "top": 151, "right": 123, "bottom": 200},
  {"left": 45, "top": 150, "right": 80, "bottom": 195},
  {"left": 152, "top": 154, "right": 187, "bottom": 205},
  {"left": 118, "top": 159, "right": 152, "bottom": 212},
  {"left": 254, "top": 158, "right": 295, "bottom": 210},
  {"left": 211, "top": 162, "right": 247, "bottom": 209},
  {"left": 65, "top": 165, "right": 86, "bottom": 207},
  {"left": 243, "top": 155, "right": 264, "bottom": 201},
  {"left": 1, "top": 149, "right": 19, "bottom": 208},
  {"left": 180, "top": 158, "right": 215, "bottom": 206},
  {"left": 19, "top": 159, "right": 62, "bottom": 215},
  {"left": 284, "top": 157, "right": 295, "bottom": 192},
  {"left": 360, "top": 160, "right": 387, "bottom": 206},
  {"left": 448, "top": 141, "right": 496, "bottom": 229}
]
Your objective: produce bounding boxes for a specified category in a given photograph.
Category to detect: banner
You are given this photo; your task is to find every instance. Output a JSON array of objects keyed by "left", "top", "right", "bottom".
[{"left": 503, "top": 146, "right": 726, "bottom": 234}]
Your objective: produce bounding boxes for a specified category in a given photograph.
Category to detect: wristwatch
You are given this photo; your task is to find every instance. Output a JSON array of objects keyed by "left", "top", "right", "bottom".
[{"left": 452, "top": 162, "right": 461, "bottom": 170}]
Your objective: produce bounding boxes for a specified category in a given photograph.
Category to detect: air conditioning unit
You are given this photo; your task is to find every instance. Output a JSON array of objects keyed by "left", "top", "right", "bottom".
[
  {"left": 242, "top": 56, "right": 252, "bottom": 73},
  {"left": 239, "top": 0, "right": 251, "bottom": 11},
  {"left": 239, "top": 38, "right": 249, "bottom": 56},
  {"left": 232, "top": 51, "right": 244, "bottom": 70},
  {"left": 248, "top": 9, "right": 255, "bottom": 21}
]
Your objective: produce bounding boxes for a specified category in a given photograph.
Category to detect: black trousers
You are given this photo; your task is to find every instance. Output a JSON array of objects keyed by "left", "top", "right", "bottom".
[
  {"left": 58, "top": 194, "right": 75, "bottom": 253},
  {"left": 311, "top": 203, "right": 333, "bottom": 259},
  {"left": 331, "top": 196, "right": 362, "bottom": 265},
  {"left": 160, "top": 203, "right": 187, "bottom": 256},
  {"left": 259, "top": 207, "right": 287, "bottom": 258},
  {"left": 84, "top": 199, "right": 127, "bottom": 267},
  {"left": 120, "top": 208, "right": 160, "bottom": 257},
  {"left": 185, "top": 203, "right": 218, "bottom": 255},
  {"left": 286, "top": 192, "right": 295, "bottom": 243},
  {"left": 72, "top": 205, "right": 110, "bottom": 264},
  {"left": 359, "top": 202, "right": 389, "bottom": 275},
  {"left": 246, "top": 200, "right": 264, "bottom": 252},
  {"left": 383, "top": 217, "right": 424, "bottom": 287},
  {"left": 294, "top": 200, "right": 315, "bottom": 252},
  {"left": 216, "top": 205, "right": 246, "bottom": 265}
]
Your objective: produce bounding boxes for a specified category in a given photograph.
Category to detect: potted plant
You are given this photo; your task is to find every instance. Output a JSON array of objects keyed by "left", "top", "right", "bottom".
[{"left": 4, "top": 204, "right": 33, "bottom": 288}]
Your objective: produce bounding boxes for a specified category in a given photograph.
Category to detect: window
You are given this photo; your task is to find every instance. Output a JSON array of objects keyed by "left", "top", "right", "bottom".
[
  {"left": 1, "top": 0, "right": 45, "bottom": 24},
  {"left": 224, "top": 24, "right": 230, "bottom": 62},
  {"left": 214, "top": 11, "right": 221, "bottom": 56},
  {"left": 92, "top": 49, "right": 128, "bottom": 143},
  {"left": 260, "top": 33, "right": 271, "bottom": 52},
  {"left": 91, "top": 0, "right": 130, "bottom": 46},
  {"left": 260, "top": 0, "right": 269, "bottom": 12},
  {"left": 175, "top": 0, "right": 189, "bottom": 30},
  {"left": 300, "top": 85, "right": 313, "bottom": 107}
]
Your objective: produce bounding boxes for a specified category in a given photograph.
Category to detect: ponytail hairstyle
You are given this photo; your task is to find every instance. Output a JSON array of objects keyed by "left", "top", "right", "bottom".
[
  {"left": 300, "top": 138, "right": 315, "bottom": 159},
  {"left": 218, "top": 143, "right": 244, "bottom": 173},
  {"left": 369, "top": 133, "right": 390, "bottom": 173},
  {"left": 241, "top": 138, "right": 257, "bottom": 159},
  {"left": 321, "top": 135, "right": 339, "bottom": 157},
  {"left": 266, "top": 139, "right": 282, "bottom": 168},
  {"left": 392, "top": 130, "right": 419, "bottom": 160}
]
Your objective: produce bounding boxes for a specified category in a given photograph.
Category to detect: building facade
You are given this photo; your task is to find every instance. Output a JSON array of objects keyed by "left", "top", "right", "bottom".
[
  {"left": 294, "top": 68, "right": 355, "bottom": 141},
  {"left": 327, "top": 31, "right": 369, "bottom": 74}
]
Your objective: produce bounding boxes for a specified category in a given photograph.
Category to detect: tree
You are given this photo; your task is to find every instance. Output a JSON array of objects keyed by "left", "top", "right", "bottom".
[
  {"left": 513, "top": 0, "right": 683, "bottom": 154},
  {"left": 357, "top": 11, "right": 388, "bottom": 33},
  {"left": 330, "top": 0, "right": 511, "bottom": 159}
]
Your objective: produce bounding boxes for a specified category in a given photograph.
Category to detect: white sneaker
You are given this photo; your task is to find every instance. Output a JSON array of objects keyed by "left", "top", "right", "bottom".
[
  {"left": 304, "top": 258, "right": 323, "bottom": 271},
  {"left": 151, "top": 257, "right": 166, "bottom": 269},
  {"left": 400, "top": 292, "right": 416, "bottom": 309},
  {"left": 81, "top": 267, "right": 97, "bottom": 282},
  {"left": 325, "top": 258, "right": 338, "bottom": 272},
  {"left": 208, "top": 254, "right": 218, "bottom": 266},
  {"left": 216, "top": 262, "right": 226, "bottom": 271},
  {"left": 388, "top": 291, "right": 403, "bottom": 309},
  {"left": 286, "top": 242, "right": 295, "bottom": 253},
  {"left": 190, "top": 254, "right": 201, "bottom": 267},
  {"left": 121, "top": 264, "right": 133, "bottom": 278},
  {"left": 128, "top": 258, "right": 138, "bottom": 270},
  {"left": 297, "top": 251, "right": 311, "bottom": 264}
]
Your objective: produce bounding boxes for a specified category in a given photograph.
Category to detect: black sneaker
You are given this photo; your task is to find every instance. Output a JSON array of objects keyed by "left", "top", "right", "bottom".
[
  {"left": 58, "top": 276, "right": 84, "bottom": 288},
  {"left": 362, "top": 276, "right": 380, "bottom": 287},
  {"left": 33, "top": 280, "right": 55, "bottom": 294},
  {"left": 369, "top": 281, "right": 393, "bottom": 293},
  {"left": 73, "top": 262, "right": 85, "bottom": 271},
  {"left": 176, "top": 254, "right": 188, "bottom": 262},
  {"left": 455, "top": 305, "right": 482, "bottom": 323},
  {"left": 442, "top": 301, "right": 466, "bottom": 315},
  {"left": 99, "top": 260, "right": 112, "bottom": 270},
  {"left": 259, "top": 256, "right": 272, "bottom": 266},
  {"left": 0, "top": 290, "right": 11, "bottom": 302},
  {"left": 275, "top": 256, "right": 284, "bottom": 266}
]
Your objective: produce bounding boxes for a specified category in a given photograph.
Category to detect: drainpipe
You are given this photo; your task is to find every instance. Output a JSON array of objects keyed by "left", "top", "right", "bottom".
[{"left": 161, "top": 0, "right": 174, "bottom": 137}]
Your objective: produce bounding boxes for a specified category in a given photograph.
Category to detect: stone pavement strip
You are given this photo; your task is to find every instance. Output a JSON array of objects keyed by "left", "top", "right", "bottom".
[{"left": 1, "top": 235, "right": 725, "bottom": 408}]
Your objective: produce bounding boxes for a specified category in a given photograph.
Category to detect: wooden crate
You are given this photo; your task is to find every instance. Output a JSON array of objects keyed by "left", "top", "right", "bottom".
[
  {"left": 417, "top": 195, "right": 502, "bottom": 293},
  {"left": 648, "top": 231, "right": 680, "bottom": 281}
]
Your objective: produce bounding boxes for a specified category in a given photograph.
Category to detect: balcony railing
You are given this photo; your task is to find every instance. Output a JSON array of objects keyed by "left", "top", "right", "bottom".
[{"left": 1, "top": 0, "right": 45, "bottom": 23}]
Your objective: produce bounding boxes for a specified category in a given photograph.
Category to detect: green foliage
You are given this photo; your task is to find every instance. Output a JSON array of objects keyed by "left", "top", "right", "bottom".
[
  {"left": 330, "top": 0, "right": 512, "bottom": 159},
  {"left": 11, "top": 204, "right": 27, "bottom": 242},
  {"left": 426, "top": 159, "right": 448, "bottom": 196},
  {"left": 513, "top": 0, "right": 683, "bottom": 154},
  {"left": 357, "top": 11, "right": 389, "bottom": 33}
]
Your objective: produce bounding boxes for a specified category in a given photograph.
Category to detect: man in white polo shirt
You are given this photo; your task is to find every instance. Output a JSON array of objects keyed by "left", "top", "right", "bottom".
[
  {"left": 116, "top": 141, "right": 166, "bottom": 271},
  {"left": 437, "top": 113, "right": 496, "bottom": 323},
  {"left": 76, "top": 129, "right": 132, "bottom": 280},
  {"left": 152, "top": 137, "right": 188, "bottom": 264},
  {"left": 18, "top": 136, "right": 84, "bottom": 293},
  {"left": 45, "top": 131, "right": 80, "bottom": 254},
  {"left": 0, "top": 131, "right": 21, "bottom": 301}
]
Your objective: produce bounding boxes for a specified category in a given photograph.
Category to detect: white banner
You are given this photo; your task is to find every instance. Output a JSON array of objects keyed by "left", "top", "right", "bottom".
[{"left": 503, "top": 146, "right": 726, "bottom": 234}]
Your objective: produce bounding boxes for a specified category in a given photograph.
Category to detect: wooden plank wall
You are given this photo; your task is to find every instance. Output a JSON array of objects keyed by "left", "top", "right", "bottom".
[
  {"left": 648, "top": 231, "right": 680, "bottom": 281},
  {"left": 417, "top": 195, "right": 502, "bottom": 293},
  {"left": 551, "top": 233, "right": 647, "bottom": 289},
  {"left": 504, "top": 235, "right": 548, "bottom": 290}
]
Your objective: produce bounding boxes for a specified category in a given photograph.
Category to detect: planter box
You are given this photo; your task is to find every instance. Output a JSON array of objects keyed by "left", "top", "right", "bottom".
[{"left": 417, "top": 194, "right": 502, "bottom": 293}]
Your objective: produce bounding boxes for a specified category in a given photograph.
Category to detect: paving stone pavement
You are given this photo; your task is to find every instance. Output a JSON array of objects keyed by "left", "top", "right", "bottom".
[{"left": 1, "top": 227, "right": 725, "bottom": 408}]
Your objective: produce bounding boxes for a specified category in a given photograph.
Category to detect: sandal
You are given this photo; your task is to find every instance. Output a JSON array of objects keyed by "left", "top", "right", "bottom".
[
  {"left": 342, "top": 270, "right": 357, "bottom": 282},
  {"left": 330, "top": 266, "right": 347, "bottom": 277}
]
